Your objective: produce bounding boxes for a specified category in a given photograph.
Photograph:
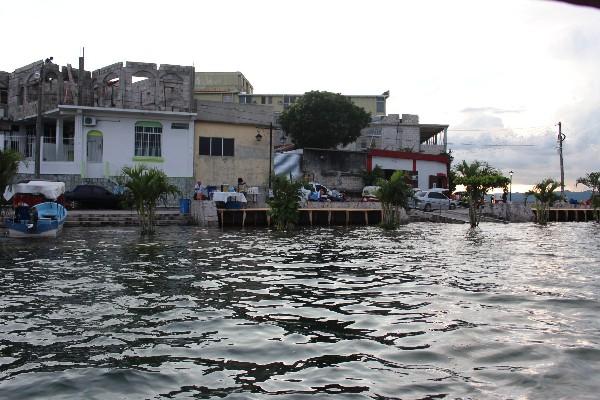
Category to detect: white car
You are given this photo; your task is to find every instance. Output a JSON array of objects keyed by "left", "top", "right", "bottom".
[
  {"left": 413, "top": 190, "right": 457, "bottom": 211},
  {"left": 361, "top": 186, "right": 380, "bottom": 202}
]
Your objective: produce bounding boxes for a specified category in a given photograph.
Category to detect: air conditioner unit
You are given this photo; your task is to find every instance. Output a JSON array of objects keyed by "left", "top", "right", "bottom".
[{"left": 83, "top": 116, "right": 96, "bottom": 126}]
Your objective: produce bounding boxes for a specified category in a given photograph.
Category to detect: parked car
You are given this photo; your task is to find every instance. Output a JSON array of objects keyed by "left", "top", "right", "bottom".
[
  {"left": 65, "top": 185, "right": 123, "bottom": 209},
  {"left": 361, "top": 186, "right": 381, "bottom": 202},
  {"left": 413, "top": 190, "right": 457, "bottom": 211}
]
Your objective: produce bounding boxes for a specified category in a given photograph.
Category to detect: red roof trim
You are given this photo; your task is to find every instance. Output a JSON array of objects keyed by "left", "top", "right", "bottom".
[{"left": 369, "top": 149, "right": 450, "bottom": 164}]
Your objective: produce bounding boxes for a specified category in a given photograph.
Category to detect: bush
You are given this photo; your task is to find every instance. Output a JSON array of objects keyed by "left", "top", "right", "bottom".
[{"left": 268, "top": 175, "right": 302, "bottom": 230}]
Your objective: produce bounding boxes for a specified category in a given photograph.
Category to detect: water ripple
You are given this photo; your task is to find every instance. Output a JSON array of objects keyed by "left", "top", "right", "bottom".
[{"left": 0, "top": 223, "right": 599, "bottom": 399}]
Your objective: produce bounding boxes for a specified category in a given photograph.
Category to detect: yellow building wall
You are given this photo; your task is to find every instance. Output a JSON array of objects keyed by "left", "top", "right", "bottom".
[
  {"left": 194, "top": 121, "right": 271, "bottom": 189},
  {"left": 348, "top": 96, "right": 380, "bottom": 116}
]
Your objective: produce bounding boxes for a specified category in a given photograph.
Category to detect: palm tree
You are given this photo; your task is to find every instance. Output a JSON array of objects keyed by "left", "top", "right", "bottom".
[
  {"left": 376, "top": 170, "right": 413, "bottom": 229},
  {"left": 0, "top": 149, "right": 23, "bottom": 202},
  {"left": 454, "top": 160, "right": 510, "bottom": 227},
  {"left": 526, "top": 178, "right": 560, "bottom": 225},
  {"left": 576, "top": 172, "right": 600, "bottom": 222},
  {"left": 120, "top": 165, "right": 180, "bottom": 234}
]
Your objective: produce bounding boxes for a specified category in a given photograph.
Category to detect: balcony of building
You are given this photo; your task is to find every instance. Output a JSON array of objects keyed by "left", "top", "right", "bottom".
[{"left": 419, "top": 124, "right": 448, "bottom": 155}]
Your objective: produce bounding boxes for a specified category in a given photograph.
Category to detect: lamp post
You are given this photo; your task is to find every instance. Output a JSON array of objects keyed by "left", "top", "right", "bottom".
[
  {"left": 35, "top": 57, "right": 53, "bottom": 178},
  {"left": 509, "top": 170, "right": 514, "bottom": 202}
]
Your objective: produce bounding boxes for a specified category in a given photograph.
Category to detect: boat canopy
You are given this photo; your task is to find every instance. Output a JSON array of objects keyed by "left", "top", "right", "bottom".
[{"left": 3, "top": 181, "right": 66, "bottom": 201}]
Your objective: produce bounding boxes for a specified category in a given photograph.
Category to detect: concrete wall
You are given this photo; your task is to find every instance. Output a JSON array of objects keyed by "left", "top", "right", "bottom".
[
  {"left": 302, "top": 148, "right": 367, "bottom": 193},
  {"left": 194, "top": 72, "right": 252, "bottom": 94},
  {"left": 194, "top": 121, "right": 271, "bottom": 189},
  {"left": 91, "top": 62, "right": 194, "bottom": 112}
]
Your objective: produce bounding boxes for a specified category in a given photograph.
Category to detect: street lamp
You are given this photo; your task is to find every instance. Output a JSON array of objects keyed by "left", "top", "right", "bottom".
[
  {"left": 35, "top": 57, "right": 53, "bottom": 178},
  {"left": 509, "top": 170, "right": 514, "bottom": 202}
]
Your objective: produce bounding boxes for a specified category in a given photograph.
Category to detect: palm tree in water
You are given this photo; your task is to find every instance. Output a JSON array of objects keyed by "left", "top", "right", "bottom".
[
  {"left": 576, "top": 172, "right": 600, "bottom": 222},
  {"left": 527, "top": 178, "right": 560, "bottom": 225}
]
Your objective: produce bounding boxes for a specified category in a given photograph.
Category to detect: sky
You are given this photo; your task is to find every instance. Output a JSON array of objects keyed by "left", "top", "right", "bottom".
[{"left": 3, "top": 0, "right": 599, "bottom": 192}]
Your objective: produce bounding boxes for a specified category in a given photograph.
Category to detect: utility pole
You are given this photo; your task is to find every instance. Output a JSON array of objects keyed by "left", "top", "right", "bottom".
[
  {"left": 35, "top": 57, "right": 53, "bottom": 177},
  {"left": 558, "top": 121, "right": 566, "bottom": 202}
]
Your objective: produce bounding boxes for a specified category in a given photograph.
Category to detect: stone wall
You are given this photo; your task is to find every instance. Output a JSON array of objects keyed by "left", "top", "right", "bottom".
[
  {"left": 302, "top": 148, "right": 367, "bottom": 194},
  {"left": 483, "top": 203, "right": 535, "bottom": 222}
]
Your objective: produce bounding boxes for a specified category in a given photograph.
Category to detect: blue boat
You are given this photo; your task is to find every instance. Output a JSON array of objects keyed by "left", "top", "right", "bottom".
[{"left": 5, "top": 202, "right": 68, "bottom": 238}]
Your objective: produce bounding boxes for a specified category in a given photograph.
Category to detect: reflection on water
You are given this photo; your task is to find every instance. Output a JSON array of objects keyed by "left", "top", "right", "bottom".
[{"left": 1, "top": 223, "right": 600, "bottom": 399}]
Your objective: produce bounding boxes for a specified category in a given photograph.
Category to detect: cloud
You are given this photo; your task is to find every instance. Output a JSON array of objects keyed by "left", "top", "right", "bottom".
[{"left": 460, "top": 107, "right": 525, "bottom": 115}]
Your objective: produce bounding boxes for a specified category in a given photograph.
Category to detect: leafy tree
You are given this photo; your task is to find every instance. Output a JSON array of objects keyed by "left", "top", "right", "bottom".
[
  {"left": 0, "top": 149, "right": 23, "bottom": 203},
  {"left": 362, "top": 165, "right": 384, "bottom": 186},
  {"left": 454, "top": 160, "right": 510, "bottom": 228},
  {"left": 268, "top": 175, "right": 303, "bottom": 230},
  {"left": 120, "top": 165, "right": 180, "bottom": 234},
  {"left": 376, "top": 171, "right": 413, "bottom": 229},
  {"left": 576, "top": 172, "right": 600, "bottom": 222},
  {"left": 526, "top": 178, "right": 560, "bottom": 225},
  {"left": 278, "top": 91, "right": 371, "bottom": 149}
]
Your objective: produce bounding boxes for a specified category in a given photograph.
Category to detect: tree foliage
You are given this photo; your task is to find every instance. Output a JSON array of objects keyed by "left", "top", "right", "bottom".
[
  {"left": 0, "top": 149, "right": 23, "bottom": 202},
  {"left": 453, "top": 160, "right": 510, "bottom": 227},
  {"left": 120, "top": 165, "right": 180, "bottom": 234},
  {"left": 576, "top": 172, "right": 600, "bottom": 222},
  {"left": 362, "top": 165, "right": 384, "bottom": 186},
  {"left": 278, "top": 91, "right": 372, "bottom": 149},
  {"left": 526, "top": 178, "right": 560, "bottom": 225},
  {"left": 267, "top": 175, "right": 303, "bottom": 230},
  {"left": 376, "top": 171, "right": 413, "bottom": 229}
]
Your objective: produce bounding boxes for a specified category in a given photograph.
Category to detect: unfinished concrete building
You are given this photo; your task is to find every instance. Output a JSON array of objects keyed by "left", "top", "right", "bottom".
[
  {"left": 92, "top": 62, "right": 194, "bottom": 112},
  {"left": 1, "top": 58, "right": 196, "bottom": 197},
  {"left": 0, "top": 71, "right": 9, "bottom": 131}
]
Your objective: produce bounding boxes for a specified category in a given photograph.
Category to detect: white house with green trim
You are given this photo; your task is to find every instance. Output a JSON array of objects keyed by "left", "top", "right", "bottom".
[{"left": 6, "top": 105, "right": 195, "bottom": 193}]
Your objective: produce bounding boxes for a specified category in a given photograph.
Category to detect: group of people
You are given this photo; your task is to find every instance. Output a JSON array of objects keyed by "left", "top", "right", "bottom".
[{"left": 194, "top": 177, "right": 247, "bottom": 200}]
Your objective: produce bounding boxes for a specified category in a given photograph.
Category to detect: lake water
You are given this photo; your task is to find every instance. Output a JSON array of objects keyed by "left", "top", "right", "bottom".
[{"left": 1, "top": 223, "right": 599, "bottom": 399}]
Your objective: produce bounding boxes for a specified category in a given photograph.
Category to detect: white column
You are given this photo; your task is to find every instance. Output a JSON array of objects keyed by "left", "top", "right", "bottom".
[
  {"left": 74, "top": 110, "right": 86, "bottom": 177},
  {"left": 56, "top": 117, "right": 63, "bottom": 160}
]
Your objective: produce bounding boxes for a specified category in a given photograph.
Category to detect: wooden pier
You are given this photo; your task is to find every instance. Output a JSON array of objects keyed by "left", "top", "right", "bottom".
[
  {"left": 217, "top": 207, "right": 384, "bottom": 228},
  {"left": 532, "top": 208, "right": 598, "bottom": 222}
]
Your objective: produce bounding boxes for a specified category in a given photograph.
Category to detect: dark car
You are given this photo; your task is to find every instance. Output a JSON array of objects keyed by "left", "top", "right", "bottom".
[{"left": 65, "top": 185, "right": 123, "bottom": 209}]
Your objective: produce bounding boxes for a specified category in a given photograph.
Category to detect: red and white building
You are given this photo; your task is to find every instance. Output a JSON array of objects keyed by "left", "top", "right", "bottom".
[{"left": 349, "top": 114, "right": 450, "bottom": 189}]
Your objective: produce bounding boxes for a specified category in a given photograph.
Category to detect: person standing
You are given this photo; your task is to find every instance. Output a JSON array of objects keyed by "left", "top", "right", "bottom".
[{"left": 237, "top": 177, "right": 247, "bottom": 195}]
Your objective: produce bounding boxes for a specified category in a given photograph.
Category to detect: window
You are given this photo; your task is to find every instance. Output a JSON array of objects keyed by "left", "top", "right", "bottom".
[
  {"left": 240, "top": 95, "right": 253, "bottom": 104},
  {"left": 199, "top": 137, "right": 235, "bottom": 157},
  {"left": 211, "top": 137, "right": 222, "bottom": 155},
  {"left": 376, "top": 96, "right": 385, "bottom": 113},
  {"left": 0, "top": 89, "right": 7, "bottom": 104},
  {"left": 171, "top": 122, "right": 189, "bottom": 130},
  {"left": 135, "top": 121, "right": 162, "bottom": 157},
  {"left": 261, "top": 96, "right": 272, "bottom": 105},
  {"left": 199, "top": 137, "right": 211, "bottom": 155},
  {"left": 223, "top": 138, "right": 234, "bottom": 156},
  {"left": 87, "top": 130, "right": 103, "bottom": 163},
  {"left": 283, "top": 95, "right": 299, "bottom": 109}
]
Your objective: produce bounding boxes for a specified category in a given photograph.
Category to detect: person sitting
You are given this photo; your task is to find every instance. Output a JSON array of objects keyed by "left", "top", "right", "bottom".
[{"left": 194, "top": 181, "right": 207, "bottom": 200}]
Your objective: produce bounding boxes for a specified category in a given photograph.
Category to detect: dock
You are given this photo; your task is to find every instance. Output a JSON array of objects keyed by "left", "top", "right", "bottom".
[
  {"left": 216, "top": 207, "right": 384, "bottom": 228},
  {"left": 532, "top": 207, "right": 599, "bottom": 222}
]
